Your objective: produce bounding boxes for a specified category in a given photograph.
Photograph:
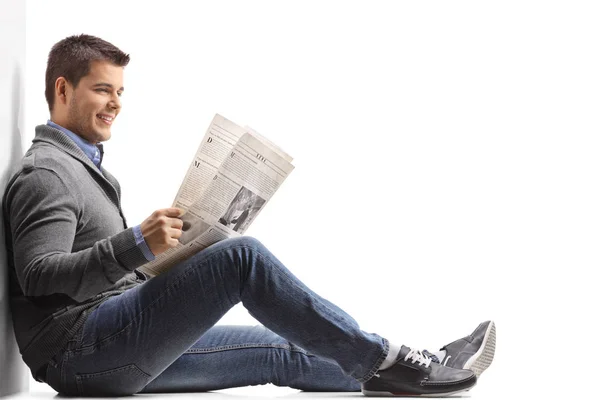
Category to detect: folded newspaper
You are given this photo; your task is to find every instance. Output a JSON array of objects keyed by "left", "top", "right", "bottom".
[{"left": 138, "top": 114, "right": 294, "bottom": 277}]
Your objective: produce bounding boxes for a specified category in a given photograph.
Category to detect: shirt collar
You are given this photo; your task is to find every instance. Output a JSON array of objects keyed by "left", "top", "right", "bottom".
[{"left": 46, "top": 120, "right": 103, "bottom": 168}]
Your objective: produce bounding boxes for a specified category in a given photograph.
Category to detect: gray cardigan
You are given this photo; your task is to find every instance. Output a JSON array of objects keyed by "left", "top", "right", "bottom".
[{"left": 2, "top": 124, "right": 149, "bottom": 379}]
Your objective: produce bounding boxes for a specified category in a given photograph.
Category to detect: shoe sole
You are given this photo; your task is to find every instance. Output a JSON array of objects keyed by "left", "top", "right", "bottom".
[
  {"left": 362, "top": 386, "right": 475, "bottom": 397},
  {"left": 463, "top": 321, "right": 496, "bottom": 378}
]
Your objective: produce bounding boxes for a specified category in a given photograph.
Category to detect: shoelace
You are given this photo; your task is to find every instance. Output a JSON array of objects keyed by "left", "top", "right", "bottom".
[
  {"left": 422, "top": 349, "right": 440, "bottom": 364},
  {"left": 404, "top": 348, "right": 433, "bottom": 368},
  {"left": 372, "top": 347, "right": 434, "bottom": 378}
]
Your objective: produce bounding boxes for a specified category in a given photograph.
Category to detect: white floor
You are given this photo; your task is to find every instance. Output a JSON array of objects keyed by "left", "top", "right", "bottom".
[
  {"left": 6, "top": 383, "right": 508, "bottom": 400},
  {"left": 4, "top": 390, "right": 475, "bottom": 400},
  {"left": 7, "top": 387, "right": 368, "bottom": 400},
  {"left": 2, "top": 379, "right": 482, "bottom": 399}
]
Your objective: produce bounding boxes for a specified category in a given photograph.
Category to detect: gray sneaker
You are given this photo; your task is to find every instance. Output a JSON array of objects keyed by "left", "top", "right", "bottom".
[{"left": 426, "top": 321, "right": 496, "bottom": 378}]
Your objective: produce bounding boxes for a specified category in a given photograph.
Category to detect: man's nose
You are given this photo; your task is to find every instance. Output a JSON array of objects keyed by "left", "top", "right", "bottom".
[{"left": 108, "top": 94, "right": 121, "bottom": 110}]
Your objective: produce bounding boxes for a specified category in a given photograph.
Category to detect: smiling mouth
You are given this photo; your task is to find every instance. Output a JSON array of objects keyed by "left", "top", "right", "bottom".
[{"left": 97, "top": 114, "right": 114, "bottom": 125}]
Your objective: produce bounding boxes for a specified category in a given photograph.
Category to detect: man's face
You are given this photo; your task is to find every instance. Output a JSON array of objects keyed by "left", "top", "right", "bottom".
[{"left": 65, "top": 60, "right": 124, "bottom": 144}]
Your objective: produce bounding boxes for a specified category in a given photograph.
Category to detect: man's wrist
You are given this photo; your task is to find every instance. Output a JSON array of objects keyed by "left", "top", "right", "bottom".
[{"left": 132, "top": 224, "right": 155, "bottom": 261}]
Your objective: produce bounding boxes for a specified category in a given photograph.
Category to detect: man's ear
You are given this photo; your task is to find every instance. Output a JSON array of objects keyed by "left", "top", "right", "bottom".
[{"left": 54, "top": 77, "right": 70, "bottom": 106}]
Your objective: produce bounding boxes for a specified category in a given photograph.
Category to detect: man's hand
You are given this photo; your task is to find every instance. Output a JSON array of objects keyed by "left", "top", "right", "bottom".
[{"left": 140, "top": 208, "right": 185, "bottom": 256}]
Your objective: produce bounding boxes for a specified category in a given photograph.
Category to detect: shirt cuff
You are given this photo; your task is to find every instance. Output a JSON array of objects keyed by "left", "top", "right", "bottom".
[{"left": 132, "top": 224, "right": 155, "bottom": 261}]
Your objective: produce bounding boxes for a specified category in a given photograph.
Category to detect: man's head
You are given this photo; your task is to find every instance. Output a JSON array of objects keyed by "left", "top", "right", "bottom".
[{"left": 46, "top": 34, "right": 129, "bottom": 144}]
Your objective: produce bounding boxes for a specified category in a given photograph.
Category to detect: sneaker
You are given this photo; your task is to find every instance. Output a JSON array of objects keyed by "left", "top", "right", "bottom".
[
  {"left": 362, "top": 345, "right": 476, "bottom": 397},
  {"left": 427, "top": 320, "right": 496, "bottom": 378}
]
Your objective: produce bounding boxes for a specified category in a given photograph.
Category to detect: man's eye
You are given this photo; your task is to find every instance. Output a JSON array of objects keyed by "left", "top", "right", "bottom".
[{"left": 96, "top": 88, "right": 109, "bottom": 93}]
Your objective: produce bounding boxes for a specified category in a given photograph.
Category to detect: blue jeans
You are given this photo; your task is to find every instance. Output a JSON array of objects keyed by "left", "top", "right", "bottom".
[{"left": 43, "top": 237, "right": 389, "bottom": 396}]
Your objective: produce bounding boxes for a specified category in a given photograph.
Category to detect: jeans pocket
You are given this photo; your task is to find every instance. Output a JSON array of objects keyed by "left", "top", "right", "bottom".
[{"left": 75, "top": 364, "right": 151, "bottom": 396}]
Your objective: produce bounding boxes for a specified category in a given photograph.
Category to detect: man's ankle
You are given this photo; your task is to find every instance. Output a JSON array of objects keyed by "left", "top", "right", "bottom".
[{"left": 378, "top": 342, "right": 401, "bottom": 370}]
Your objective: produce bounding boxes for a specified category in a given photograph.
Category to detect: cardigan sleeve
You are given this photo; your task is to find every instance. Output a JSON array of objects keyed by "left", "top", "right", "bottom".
[{"left": 5, "top": 167, "right": 148, "bottom": 302}]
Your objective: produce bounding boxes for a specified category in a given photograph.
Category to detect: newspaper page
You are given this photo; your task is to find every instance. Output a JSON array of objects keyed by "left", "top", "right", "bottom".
[
  {"left": 139, "top": 126, "right": 294, "bottom": 277},
  {"left": 244, "top": 125, "right": 294, "bottom": 163},
  {"left": 171, "top": 114, "right": 249, "bottom": 211}
]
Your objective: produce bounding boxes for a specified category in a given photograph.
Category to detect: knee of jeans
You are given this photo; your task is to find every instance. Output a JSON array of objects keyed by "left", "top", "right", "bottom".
[{"left": 232, "top": 236, "right": 264, "bottom": 252}]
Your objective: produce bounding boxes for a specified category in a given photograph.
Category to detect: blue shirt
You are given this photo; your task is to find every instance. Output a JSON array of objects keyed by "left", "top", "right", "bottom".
[
  {"left": 46, "top": 120, "right": 155, "bottom": 262},
  {"left": 47, "top": 120, "right": 102, "bottom": 168}
]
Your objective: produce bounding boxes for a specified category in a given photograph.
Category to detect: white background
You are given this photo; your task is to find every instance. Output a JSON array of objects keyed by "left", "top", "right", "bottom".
[{"left": 23, "top": 0, "right": 600, "bottom": 398}]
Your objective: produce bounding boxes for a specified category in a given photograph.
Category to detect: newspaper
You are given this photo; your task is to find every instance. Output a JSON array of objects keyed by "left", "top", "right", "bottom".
[{"left": 138, "top": 114, "right": 294, "bottom": 277}]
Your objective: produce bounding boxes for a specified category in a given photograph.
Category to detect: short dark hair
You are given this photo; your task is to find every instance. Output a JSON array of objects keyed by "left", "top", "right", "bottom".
[{"left": 45, "top": 34, "right": 130, "bottom": 112}]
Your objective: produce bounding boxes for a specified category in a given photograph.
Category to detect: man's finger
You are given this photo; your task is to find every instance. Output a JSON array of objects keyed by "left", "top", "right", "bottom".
[
  {"left": 169, "top": 227, "right": 183, "bottom": 239},
  {"left": 170, "top": 218, "right": 184, "bottom": 230},
  {"left": 163, "top": 207, "right": 185, "bottom": 218}
]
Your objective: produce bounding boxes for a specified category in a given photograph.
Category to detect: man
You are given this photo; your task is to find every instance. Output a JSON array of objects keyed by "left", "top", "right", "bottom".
[
  {"left": 232, "top": 203, "right": 254, "bottom": 231},
  {"left": 2, "top": 34, "right": 495, "bottom": 397}
]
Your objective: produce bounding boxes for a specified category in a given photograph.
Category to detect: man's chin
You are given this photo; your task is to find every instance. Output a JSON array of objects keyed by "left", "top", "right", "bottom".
[
  {"left": 94, "top": 129, "right": 111, "bottom": 143},
  {"left": 87, "top": 135, "right": 108, "bottom": 145},
  {"left": 92, "top": 121, "right": 112, "bottom": 142}
]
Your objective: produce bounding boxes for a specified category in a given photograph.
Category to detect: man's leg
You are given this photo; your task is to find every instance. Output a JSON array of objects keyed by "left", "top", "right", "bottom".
[
  {"left": 45, "top": 236, "right": 387, "bottom": 396},
  {"left": 140, "top": 324, "right": 361, "bottom": 392}
]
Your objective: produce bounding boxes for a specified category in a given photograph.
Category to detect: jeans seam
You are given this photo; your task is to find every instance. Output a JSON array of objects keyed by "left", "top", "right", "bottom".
[
  {"left": 61, "top": 348, "right": 69, "bottom": 391},
  {"left": 253, "top": 250, "right": 355, "bottom": 328},
  {"left": 183, "top": 343, "right": 308, "bottom": 354}
]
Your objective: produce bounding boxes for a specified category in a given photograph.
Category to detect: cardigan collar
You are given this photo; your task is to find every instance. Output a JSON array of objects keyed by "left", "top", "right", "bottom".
[
  {"left": 46, "top": 120, "right": 103, "bottom": 168},
  {"left": 33, "top": 124, "right": 123, "bottom": 208}
]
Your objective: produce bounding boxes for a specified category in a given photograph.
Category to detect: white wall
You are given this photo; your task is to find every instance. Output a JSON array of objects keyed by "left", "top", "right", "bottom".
[
  {"left": 0, "top": 0, "right": 28, "bottom": 397},
  {"left": 24, "top": 0, "right": 600, "bottom": 397}
]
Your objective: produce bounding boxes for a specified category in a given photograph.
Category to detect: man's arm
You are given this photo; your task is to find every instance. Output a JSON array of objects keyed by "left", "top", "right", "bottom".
[{"left": 6, "top": 167, "right": 148, "bottom": 303}]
